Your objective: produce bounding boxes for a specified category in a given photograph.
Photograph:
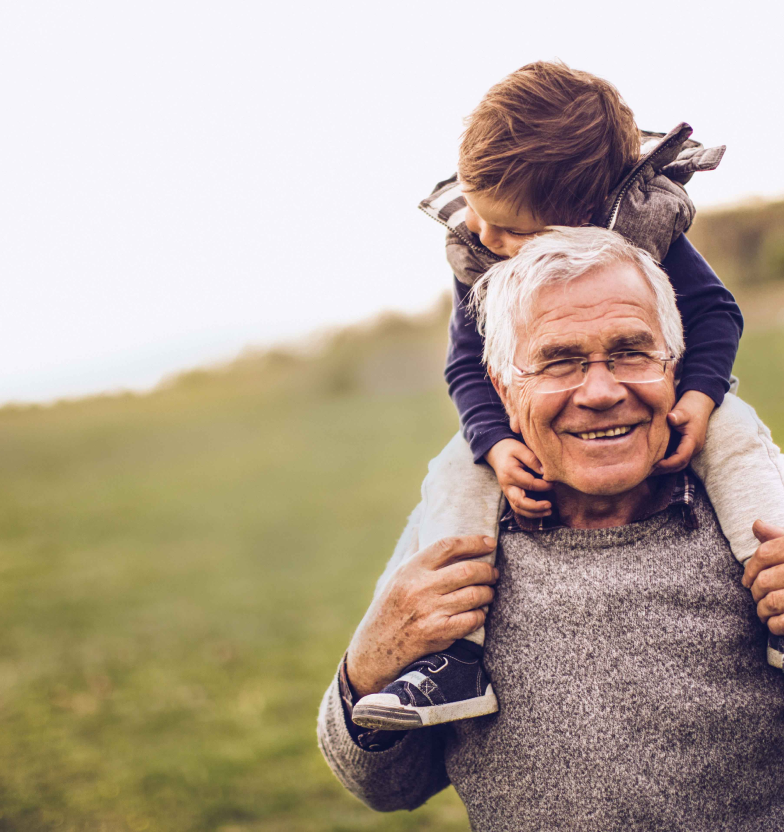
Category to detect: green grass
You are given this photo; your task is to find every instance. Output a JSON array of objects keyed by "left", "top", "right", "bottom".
[{"left": 0, "top": 309, "right": 781, "bottom": 831}]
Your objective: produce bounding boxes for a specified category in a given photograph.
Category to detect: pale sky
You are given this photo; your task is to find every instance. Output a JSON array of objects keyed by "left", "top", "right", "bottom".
[{"left": 2, "top": 2, "right": 783, "bottom": 404}]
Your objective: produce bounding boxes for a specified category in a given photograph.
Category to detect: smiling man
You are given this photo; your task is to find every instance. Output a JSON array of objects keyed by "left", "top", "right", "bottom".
[
  {"left": 318, "top": 228, "right": 784, "bottom": 831},
  {"left": 492, "top": 246, "right": 681, "bottom": 526}
]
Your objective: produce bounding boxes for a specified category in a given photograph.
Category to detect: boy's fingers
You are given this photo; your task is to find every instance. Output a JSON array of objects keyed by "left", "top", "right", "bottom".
[
  {"left": 667, "top": 409, "right": 686, "bottom": 427},
  {"left": 418, "top": 535, "right": 497, "bottom": 569},
  {"left": 652, "top": 435, "right": 696, "bottom": 474},
  {"left": 506, "top": 486, "right": 552, "bottom": 517},
  {"left": 504, "top": 471, "right": 552, "bottom": 491},
  {"left": 521, "top": 477, "right": 554, "bottom": 492},
  {"left": 513, "top": 445, "right": 544, "bottom": 474}
]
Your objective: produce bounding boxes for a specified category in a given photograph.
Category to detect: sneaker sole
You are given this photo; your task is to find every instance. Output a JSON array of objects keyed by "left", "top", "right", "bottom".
[{"left": 352, "top": 685, "right": 498, "bottom": 731}]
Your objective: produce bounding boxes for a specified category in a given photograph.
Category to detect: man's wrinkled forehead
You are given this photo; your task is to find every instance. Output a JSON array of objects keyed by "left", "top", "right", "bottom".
[{"left": 518, "top": 266, "right": 663, "bottom": 362}]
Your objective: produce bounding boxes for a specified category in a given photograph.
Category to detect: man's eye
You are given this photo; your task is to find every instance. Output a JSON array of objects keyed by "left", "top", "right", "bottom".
[
  {"left": 541, "top": 359, "right": 582, "bottom": 377},
  {"left": 613, "top": 351, "right": 651, "bottom": 364}
]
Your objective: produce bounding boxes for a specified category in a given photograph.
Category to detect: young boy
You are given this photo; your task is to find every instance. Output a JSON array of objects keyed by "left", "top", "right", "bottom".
[{"left": 348, "top": 61, "right": 784, "bottom": 733}]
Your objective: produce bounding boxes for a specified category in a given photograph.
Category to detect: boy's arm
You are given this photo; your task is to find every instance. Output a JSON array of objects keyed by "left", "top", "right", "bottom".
[
  {"left": 445, "top": 277, "right": 518, "bottom": 462},
  {"left": 664, "top": 234, "right": 744, "bottom": 405},
  {"left": 691, "top": 392, "right": 784, "bottom": 565}
]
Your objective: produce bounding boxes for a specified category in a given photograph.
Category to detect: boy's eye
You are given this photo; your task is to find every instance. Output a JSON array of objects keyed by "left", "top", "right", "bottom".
[{"left": 506, "top": 230, "right": 535, "bottom": 238}]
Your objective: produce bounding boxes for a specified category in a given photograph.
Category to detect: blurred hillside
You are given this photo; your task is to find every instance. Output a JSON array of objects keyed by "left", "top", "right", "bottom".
[
  {"left": 1, "top": 207, "right": 784, "bottom": 830},
  {"left": 689, "top": 198, "right": 784, "bottom": 290}
]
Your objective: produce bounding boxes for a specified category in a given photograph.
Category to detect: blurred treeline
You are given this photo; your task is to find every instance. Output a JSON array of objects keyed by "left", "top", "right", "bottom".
[
  {"left": 689, "top": 198, "right": 784, "bottom": 288},
  {"left": 0, "top": 199, "right": 783, "bottom": 831}
]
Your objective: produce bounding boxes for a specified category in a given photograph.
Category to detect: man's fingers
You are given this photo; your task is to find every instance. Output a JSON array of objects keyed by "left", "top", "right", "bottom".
[
  {"left": 442, "top": 584, "right": 495, "bottom": 614},
  {"left": 743, "top": 537, "right": 784, "bottom": 588},
  {"left": 445, "top": 609, "right": 486, "bottom": 641},
  {"left": 753, "top": 519, "right": 784, "bottom": 545},
  {"left": 653, "top": 435, "right": 696, "bottom": 474},
  {"left": 434, "top": 559, "right": 498, "bottom": 594},
  {"left": 756, "top": 588, "right": 784, "bottom": 623},
  {"left": 766, "top": 614, "right": 784, "bottom": 636},
  {"left": 418, "top": 535, "right": 497, "bottom": 569},
  {"left": 749, "top": 561, "right": 784, "bottom": 602}
]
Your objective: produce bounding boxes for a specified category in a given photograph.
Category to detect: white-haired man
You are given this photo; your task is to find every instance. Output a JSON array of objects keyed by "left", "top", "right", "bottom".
[{"left": 318, "top": 228, "right": 784, "bottom": 831}]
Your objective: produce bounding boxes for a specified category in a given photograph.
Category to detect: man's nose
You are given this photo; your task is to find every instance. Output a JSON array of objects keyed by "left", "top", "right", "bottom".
[{"left": 571, "top": 362, "right": 627, "bottom": 409}]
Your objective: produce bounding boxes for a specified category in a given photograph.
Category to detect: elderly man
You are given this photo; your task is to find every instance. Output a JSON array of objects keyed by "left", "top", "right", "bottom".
[{"left": 318, "top": 228, "right": 784, "bottom": 830}]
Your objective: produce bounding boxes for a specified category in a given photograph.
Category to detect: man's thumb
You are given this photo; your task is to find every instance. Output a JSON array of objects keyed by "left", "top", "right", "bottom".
[{"left": 752, "top": 519, "right": 784, "bottom": 544}]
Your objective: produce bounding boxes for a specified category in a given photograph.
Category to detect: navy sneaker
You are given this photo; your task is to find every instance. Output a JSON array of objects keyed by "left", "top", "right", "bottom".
[
  {"left": 768, "top": 633, "right": 784, "bottom": 669},
  {"left": 351, "top": 639, "right": 498, "bottom": 730}
]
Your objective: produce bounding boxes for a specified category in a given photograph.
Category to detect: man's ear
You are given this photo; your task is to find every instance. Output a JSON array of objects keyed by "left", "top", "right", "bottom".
[{"left": 489, "top": 370, "right": 521, "bottom": 435}]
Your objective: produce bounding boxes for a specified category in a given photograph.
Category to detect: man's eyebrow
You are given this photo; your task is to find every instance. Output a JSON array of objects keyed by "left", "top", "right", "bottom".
[
  {"left": 609, "top": 332, "right": 657, "bottom": 351},
  {"left": 532, "top": 331, "right": 658, "bottom": 362},
  {"left": 534, "top": 342, "right": 586, "bottom": 362}
]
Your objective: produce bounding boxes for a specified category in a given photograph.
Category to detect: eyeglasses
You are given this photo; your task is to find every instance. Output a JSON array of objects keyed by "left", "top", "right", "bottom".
[{"left": 512, "top": 350, "right": 676, "bottom": 394}]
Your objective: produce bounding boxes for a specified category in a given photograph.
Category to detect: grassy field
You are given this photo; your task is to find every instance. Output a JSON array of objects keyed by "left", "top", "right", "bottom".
[{"left": 0, "top": 303, "right": 782, "bottom": 831}]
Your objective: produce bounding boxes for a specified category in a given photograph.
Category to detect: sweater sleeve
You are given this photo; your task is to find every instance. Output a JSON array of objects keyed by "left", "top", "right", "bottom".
[
  {"left": 664, "top": 234, "right": 743, "bottom": 406},
  {"left": 317, "top": 673, "right": 451, "bottom": 812},
  {"left": 445, "top": 277, "right": 519, "bottom": 463}
]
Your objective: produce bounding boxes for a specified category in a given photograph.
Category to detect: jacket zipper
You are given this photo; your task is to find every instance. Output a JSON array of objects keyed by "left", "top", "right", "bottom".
[
  {"left": 417, "top": 203, "right": 504, "bottom": 261},
  {"left": 604, "top": 132, "right": 683, "bottom": 231}
]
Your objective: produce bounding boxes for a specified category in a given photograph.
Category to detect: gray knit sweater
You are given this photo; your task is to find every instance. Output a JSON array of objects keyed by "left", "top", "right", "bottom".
[{"left": 318, "top": 487, "right": 784, "bottom": 830}]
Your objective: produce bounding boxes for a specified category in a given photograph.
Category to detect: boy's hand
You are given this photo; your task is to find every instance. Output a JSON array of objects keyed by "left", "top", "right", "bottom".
[
  {"left": 485, "top": 438, "right": 553, "bottom": 518},
  {"left": 654, "top": 390, "right": 716, "bottom": 474}
]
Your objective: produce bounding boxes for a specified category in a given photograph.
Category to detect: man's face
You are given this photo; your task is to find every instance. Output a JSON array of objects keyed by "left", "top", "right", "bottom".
[
  {"left": 463, "top": 189, "right": 547, "bottom": 259},
  {"left": 498, "top": 264, "right": 676, "bottom": 497}
]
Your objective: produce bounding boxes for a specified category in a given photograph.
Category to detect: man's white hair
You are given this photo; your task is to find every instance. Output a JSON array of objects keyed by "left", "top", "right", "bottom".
[{"left": 470, "top": 226, "right": 686, "bottom": 387}]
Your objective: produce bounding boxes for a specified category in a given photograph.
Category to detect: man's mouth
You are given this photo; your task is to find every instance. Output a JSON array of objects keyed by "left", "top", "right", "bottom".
[{"left": 570, "top": 424, "right": 636, "bottom": 441}]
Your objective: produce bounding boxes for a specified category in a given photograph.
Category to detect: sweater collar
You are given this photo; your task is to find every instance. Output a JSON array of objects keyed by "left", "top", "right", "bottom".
[{"left": 501, "top": 470, "right": 698, "bottom": 534}]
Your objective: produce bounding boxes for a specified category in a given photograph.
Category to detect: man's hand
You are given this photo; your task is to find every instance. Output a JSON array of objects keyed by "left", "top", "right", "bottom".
[
  {"left": 742, "top": 520, "right": 784, "bottom": 635},
  {"left": 346, "top": 536, "right": 498, "bottom": 698},
  {"left": 485, "top": 438, "right": 553, "bottom": 518},
  {"left": 653, "top": 390, "right": 716, "bottom": 474}
]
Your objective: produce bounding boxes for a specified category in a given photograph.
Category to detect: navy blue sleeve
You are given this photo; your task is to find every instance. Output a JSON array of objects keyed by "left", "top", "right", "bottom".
[
  {"left": 662, "top": 234, "right": 743, "bottom": 405},
  {"left": 446, "top": 234, "right": 743, "bottom": 464},
  {"left": 445, "top": 277, "right": 519, "bottom": 463}
]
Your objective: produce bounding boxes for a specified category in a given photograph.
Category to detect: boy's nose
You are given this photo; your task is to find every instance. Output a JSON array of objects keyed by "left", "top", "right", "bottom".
[{"left": 479, "top": 224, "right": 504, "bottom": 252}]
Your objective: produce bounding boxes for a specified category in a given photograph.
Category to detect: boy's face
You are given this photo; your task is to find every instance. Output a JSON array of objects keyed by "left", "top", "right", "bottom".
[{"left": 463, "top": 189, "right": 547, "bottom": 259}]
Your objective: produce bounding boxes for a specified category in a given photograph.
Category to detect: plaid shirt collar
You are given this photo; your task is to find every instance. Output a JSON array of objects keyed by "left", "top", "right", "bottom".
[{"left": 500, "top": 469, "right": 698, "bottom": 533}]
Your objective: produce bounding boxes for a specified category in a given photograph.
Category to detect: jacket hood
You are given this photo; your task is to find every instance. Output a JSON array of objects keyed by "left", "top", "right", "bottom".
[{"left": 593, "top": 122, "right": 725, "bottom": 262}]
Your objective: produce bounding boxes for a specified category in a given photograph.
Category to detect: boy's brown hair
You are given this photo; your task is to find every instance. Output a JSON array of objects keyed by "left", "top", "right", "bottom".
[{"left": 459, "top": 61, "right": 640, "bottom": 226}]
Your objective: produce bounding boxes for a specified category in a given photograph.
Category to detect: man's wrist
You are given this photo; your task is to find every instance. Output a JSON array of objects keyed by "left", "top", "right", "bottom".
[{"left": 338, "top": 654, "right": 403, "bottom": 752}]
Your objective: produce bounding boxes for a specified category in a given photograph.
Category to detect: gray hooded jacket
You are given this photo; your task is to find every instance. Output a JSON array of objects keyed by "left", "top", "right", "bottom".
[{"left": 418, "top": 122, "right": 725, "bottom": 284}]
